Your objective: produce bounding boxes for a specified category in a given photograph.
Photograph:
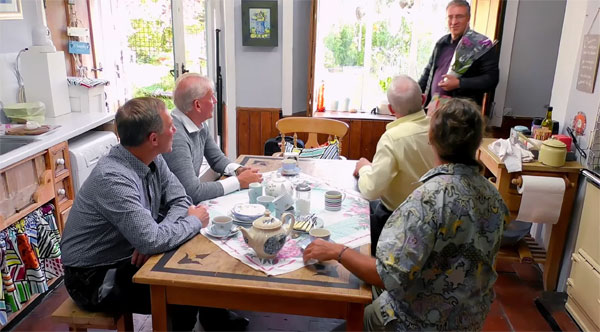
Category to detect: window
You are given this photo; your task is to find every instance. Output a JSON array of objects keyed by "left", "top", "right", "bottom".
[{"left": 312, "top": 0, "right": 453, "bottom": 113}]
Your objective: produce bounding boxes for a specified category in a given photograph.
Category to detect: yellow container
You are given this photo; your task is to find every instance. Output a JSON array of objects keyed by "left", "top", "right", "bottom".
[{"left": 3, "top": 102, "right": 45, "bottom": 124}]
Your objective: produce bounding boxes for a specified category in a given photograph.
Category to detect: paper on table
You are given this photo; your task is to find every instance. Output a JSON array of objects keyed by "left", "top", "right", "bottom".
[{"left": 516, "top": 175, "right": 565, "bottom": 224}]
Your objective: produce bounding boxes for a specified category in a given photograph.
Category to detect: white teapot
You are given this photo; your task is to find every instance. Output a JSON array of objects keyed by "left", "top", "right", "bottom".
[
  {"left": 240, "top": 211, "right": 296, "bottom": 259},
  {"left": 264, "top": 174, "right": 294, "bottom": 197}
]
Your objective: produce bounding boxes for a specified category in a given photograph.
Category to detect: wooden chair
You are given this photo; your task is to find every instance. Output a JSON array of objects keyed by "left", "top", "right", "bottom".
[
  {"left": 275, "top": 117, "right": 349, "bottom": 156},
  {"left": 52, "top": 296, "right": 134, "bottom": 332}
]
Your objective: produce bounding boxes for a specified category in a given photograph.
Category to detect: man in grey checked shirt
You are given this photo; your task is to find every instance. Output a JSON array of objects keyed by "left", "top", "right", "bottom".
[{"left": 61, "top": 97, "right": 248, "bottom": 331}]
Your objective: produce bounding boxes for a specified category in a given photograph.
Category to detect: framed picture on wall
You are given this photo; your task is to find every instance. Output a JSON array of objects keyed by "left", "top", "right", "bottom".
[
  {"left": 0, "top": 0, "right": 22, "bottom": 20},
  {"left": 241, "top": 0, "right": 278, "bottom": 47}
]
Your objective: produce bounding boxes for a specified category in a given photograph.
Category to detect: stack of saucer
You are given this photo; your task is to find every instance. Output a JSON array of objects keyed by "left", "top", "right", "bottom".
[{"left": 230, "top": 203, "right": 265, "bottom": 226}]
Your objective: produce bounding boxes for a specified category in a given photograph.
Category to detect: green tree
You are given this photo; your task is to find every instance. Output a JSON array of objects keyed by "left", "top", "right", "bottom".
[
  {"left": 128, "top": 19, "right": 173, "bottom": 64},
  {"left": 371, "top": 19, "right": 411, "bottom": 75},
  {"left": 323, "top": 24, "right": 365, "bottom": 68}
]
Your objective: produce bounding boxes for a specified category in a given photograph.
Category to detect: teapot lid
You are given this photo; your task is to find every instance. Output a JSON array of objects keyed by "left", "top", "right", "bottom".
[
  {"left": 542, "top": 139, "right": 566, "bottom": 148},
  {"left": 253, "top": 211, "right": 282, "bottom": 230}
]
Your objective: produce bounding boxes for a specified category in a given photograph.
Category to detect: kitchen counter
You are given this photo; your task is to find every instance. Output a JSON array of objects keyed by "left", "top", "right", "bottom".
[
  {"left": 0, "top": 112, "right": 114, "bottom": 170},
  {"left": 313, "top": 110, "right": 395, "bottom": 121}
]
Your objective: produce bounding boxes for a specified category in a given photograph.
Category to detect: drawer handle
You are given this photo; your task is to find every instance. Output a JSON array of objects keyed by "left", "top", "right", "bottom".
[
  {"left": 57, "top": 189, "right": 66, "bottom": 195},
  {"left": 56, "top": 158, "right": 65, "bottom": 165}
]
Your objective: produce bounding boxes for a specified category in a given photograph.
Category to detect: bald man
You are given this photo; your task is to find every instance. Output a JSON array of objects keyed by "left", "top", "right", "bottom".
[{"left": 354, "top": 75, "right": 435, "bottom": 255}]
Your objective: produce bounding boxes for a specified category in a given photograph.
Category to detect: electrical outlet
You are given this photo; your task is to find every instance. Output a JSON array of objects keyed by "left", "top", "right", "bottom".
[{"left": 504, "top": 107, "right": 513, "bottom": 116}]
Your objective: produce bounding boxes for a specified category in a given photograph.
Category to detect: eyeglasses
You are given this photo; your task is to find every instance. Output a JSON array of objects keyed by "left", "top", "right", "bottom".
[{"left": 447, "top": 14, "right": 467, "bottom": 21}]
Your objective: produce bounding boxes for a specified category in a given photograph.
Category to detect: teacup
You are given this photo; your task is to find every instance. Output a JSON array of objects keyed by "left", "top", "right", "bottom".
[
  {"left": 324, "top": 190, "right": 346, "bottom": 211},
  {"left": 257, "top": 195, "right": 275, "bottom": 213},
  {"left": 248, "top": 182, "right": 263, "bottom": 204},
  {"left": 282, "top": 158, "right": 297, "bottom": 172},
  {"left": 211, "top": 216, "right": 233, "bottom": 236},
  {"left": 309, "top": 228, "right": 331, "bottom": 242}
]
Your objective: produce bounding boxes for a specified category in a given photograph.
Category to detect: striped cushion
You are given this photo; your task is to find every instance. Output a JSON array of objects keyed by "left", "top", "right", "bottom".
[{"left": 284, "top": 141, "right": 340, "bottom": 159}]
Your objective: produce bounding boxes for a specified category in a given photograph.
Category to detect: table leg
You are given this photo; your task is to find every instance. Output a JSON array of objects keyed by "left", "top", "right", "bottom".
[
  {"left": 346, "top": 303, "right": 364, "bottom": 331},
  {"left": 150, "top": 285, "right": 168, "bottom": 332}
]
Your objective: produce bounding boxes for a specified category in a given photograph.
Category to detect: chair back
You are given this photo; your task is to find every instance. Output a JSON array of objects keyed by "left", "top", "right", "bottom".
[{"left": 275, "top": 117, "right": 349, "bottom": 154}]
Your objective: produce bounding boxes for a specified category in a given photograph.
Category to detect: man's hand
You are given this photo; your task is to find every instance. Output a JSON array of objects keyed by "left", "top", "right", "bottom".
[
  {"left": 438, "top": 74, "right": 460, "bottom": 91},
  {"left": 237, "top": 169, "right": 263, "bottom": 189},
  {"left": 353, "top": 157, "right": 371, "bottom": 177},
  {"left": 188, "top": 204, "right": 210, "bottom": 228},
  {"left": 235, "top": 166, "right": 251, "bottom": 176},
  {"left": 131, "top": 249, "right": 151, "bottom": 267},
  {"left": 303, "top": 239, "right": 344, "bottom": 263}
]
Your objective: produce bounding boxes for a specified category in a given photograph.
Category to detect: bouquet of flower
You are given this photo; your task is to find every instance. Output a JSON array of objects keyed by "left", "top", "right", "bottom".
[{"left": 447, "top": 28, "right": 497, "bottom": 77}]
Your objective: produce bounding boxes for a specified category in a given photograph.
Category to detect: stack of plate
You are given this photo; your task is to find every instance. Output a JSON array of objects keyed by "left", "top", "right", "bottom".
[{"left": 230, "top": 203, "right": 265, "bottom": 226}]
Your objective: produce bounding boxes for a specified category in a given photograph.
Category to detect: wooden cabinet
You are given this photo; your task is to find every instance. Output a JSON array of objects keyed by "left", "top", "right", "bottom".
[
  {"left": 0, "top": 141, "right": 75, "bottom": 326},
  {"left": 477, "top": 138, "right": 582, "bottom": 291},
  {"left": 313, "top": 111, "right": 393, "bottom": 161}
]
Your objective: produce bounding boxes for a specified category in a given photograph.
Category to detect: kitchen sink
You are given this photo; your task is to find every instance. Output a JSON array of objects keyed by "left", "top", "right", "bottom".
[{"left": 0, "top": 136, "right": 39, "bottom": 155}]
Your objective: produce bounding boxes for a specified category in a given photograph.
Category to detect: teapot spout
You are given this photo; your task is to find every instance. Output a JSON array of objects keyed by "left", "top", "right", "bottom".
[{"left": 240, "top": 227, "right": 251, "bottom": 244}]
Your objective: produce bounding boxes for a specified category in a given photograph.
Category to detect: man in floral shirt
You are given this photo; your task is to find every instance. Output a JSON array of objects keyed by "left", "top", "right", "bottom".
[{"left": 303, "top": 98, "right": 508, "bottom": 331}]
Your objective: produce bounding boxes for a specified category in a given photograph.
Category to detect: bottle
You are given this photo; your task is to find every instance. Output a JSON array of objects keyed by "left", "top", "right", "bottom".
[
  {"left": 541, "top": 106, "right": 553, "bottom": 131},
  {"left": 316, "top": 81, "right": 325, "bottom": 112},
  {"left": 295, "top": 182, "right": 311, "bottom": 215}
]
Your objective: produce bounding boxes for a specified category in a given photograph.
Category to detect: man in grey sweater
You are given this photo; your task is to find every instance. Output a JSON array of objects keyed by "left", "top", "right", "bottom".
[{"left": 163, "top": 73, "right": 262, "bottom": 204}]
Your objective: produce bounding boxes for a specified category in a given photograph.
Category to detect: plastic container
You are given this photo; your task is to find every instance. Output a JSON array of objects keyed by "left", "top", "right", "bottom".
[{"left": 3, "top": 102, "right": 45, "bottom": 123}]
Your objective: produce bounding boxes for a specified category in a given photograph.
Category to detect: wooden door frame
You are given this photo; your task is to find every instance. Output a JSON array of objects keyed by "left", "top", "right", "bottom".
[{"left": 305, "top": 0, "right": 318, "bottom": 117}]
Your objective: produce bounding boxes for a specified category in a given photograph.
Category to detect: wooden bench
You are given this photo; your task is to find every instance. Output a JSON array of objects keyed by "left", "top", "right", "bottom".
[{"left": 52, "top": 297, "right": 134, "bottom": 331}]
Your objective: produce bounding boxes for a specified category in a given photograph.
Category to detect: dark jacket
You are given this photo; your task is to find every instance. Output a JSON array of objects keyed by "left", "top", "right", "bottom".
[{"left": 418, "top": 33, "right": 499, "bottom": 106}]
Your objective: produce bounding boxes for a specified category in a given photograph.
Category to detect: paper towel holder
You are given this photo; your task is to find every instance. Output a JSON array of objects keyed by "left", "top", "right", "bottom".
[{"left": 511, "top": 175, "right": 573, "bottom": 188}]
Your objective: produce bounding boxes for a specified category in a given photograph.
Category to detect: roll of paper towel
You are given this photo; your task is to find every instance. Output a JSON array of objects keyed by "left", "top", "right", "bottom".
[{"left": 516, "top": 175, "right": 565, "bottom": 224}]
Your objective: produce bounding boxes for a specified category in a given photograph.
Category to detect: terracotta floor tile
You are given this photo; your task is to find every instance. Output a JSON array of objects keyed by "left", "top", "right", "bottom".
[
  {"left": 10, "top": 272, "right": 579, "bottom": 332},
  {"left": 482, "top": 300, "right": 513, "bottom": 332}
]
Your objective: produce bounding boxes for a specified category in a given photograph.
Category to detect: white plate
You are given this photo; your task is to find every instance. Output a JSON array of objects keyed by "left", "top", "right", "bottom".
[
  {"left": 278, "top": 166, "right": 301, "bottom": 176},
  {"left": 204, "top": 225, "right": 240, "bottom": 239},
  {"left": 231, "top": 203, "right": 265, "bottom": 219},
  {"left": 292, "top": 217, "right": 324, "bottom": 233}
]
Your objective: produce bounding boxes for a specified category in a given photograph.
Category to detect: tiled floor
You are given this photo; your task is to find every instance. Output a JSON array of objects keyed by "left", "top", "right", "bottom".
[{"left": 10, "top": 263, "right": 581, "bottom": 332}]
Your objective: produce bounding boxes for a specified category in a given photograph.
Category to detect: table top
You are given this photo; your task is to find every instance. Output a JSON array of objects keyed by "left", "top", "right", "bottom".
[
  {"left": 479, "top": 138, "right": 583, "bottom": 173},
  {"left": 313, "top": 110, "right": 395, "bottom": 121},
  {"left": 133, "top": 155, "right": 372, "bottom": 304}
]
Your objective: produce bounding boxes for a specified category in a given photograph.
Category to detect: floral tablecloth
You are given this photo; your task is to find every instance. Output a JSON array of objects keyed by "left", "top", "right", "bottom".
[{"left": 199, "top": 171, "right": 370, "bottom": 275}]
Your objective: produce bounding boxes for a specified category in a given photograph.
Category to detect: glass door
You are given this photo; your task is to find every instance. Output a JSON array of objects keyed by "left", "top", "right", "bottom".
[{"left": 91, "top": 0, "right": 208, "bottom": 111}]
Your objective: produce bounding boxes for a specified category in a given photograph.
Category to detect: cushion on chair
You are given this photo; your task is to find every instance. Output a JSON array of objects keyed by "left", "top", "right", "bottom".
[{"left": 285, "top": 140, "right": 340, "bottom": 159}]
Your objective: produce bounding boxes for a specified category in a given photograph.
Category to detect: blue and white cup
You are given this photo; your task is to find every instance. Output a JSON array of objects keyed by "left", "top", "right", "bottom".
[
  {"left": 248, "top": 182, "right": 263, "bottom": 204},
  {"left": 257, "top": 195, "right": 275, "bottom": 213},
  {"left": 211, "top": 216, "right": 233, "bottom": 236},
  {"left": 282, "top": 159, "right": 297, "bottom": 173},
  {"left": 324, "top": 190, "right": 346, "bottom": 211}
]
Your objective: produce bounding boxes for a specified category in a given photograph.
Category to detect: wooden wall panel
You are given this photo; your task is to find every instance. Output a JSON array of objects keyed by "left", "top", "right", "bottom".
[
  {"left": 236, "top": 107, "right": 280, "bottom": 157},
  {"left": 235, "top": 110, "right": 389, "bottom": 160}
]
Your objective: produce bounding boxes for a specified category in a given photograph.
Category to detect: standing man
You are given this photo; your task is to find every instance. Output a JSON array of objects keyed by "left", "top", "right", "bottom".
[
  {"left": 354, "top": 75, "right": 435, "bottom": 255},
  {"left": 163, "top": 73, "right": 262, "bottom": 204},
  {"left": 419, "top": 0, "right": 499, "bottom": 108}
]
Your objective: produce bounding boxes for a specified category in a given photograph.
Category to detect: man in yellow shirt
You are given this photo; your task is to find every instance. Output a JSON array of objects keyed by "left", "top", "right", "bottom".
[{"left": 354, "top": 75, "right": 436, "bottom": 255}]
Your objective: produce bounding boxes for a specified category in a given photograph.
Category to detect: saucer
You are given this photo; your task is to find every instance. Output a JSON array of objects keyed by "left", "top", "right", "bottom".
[
  {"left": 205, "top": 226, "right": 240, "bottom": 239},
  {"left": 278, "top": 166, "right": 301, "bottom": 176},
  {"left": 231, "top": 203, "right": 265, "bottom": 219}
]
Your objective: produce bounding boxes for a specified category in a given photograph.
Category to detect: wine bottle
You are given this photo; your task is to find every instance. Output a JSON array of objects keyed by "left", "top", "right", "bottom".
[{"left": 541, "top": 106, "right": 553, "bottom": 131}]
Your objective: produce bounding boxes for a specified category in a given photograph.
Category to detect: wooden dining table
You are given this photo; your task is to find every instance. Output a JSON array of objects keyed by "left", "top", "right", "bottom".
[{"left": 133, "top": 155, "right": 372, "bottom": 331}]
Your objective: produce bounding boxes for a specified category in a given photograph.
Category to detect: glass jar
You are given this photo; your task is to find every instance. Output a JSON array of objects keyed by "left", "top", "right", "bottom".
[{"left": 295, "top": 183, "right": 311, "bottom": 215}]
